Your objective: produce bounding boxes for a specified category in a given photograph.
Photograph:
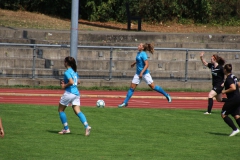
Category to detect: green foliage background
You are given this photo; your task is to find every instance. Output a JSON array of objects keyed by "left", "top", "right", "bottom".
[{"left": 0, "top": 0, "right": 240, "bottom": 25}]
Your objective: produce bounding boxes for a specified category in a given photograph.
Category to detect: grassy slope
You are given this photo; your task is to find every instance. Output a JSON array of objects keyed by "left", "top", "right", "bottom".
[{"left": 1, "top": 9, "right": 240, "bottom": 33}]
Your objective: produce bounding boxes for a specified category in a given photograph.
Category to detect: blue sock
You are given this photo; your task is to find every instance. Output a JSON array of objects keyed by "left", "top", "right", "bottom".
[
  {"left": 59, "top": 111, "right": 69, "bottom": 130},
  {"left": 124, "top": 88, "right": 134, "bottom": 104},
  {"left": 154, "top": 85, "right": 168, "bottom": 97},
  {"left": 77, "top": 112, "right": 88, "bottom": 128}
]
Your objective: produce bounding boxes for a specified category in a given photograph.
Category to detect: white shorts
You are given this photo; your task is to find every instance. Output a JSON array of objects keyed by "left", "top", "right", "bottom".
[
  {"left": 132, "top": 73, "right": 153, "bottom": 85},
  {"left": 59, "top": 91, "right": 80, "bottom": 106}
]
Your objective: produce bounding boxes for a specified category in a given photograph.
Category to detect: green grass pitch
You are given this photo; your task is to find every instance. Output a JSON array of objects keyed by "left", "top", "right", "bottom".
[{"left": 0, "top": 104, "right": 239, "bottom": 160}]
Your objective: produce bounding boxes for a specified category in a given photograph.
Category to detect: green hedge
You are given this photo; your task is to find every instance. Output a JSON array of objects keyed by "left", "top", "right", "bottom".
[
  {"left": 0, "top": 0, "right": 72, "bottom": 18},
  {"left": 0, "top": 0, "right": 240, "bottom": 25}
]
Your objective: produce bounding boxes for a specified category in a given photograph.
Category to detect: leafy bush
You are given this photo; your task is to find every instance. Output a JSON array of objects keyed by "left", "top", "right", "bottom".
[
  {"left": 0, "top": 0, "right": 239, "bottom": 25},
  {"left": 0, "top": 0, "right": 71, "bottom": 18}
]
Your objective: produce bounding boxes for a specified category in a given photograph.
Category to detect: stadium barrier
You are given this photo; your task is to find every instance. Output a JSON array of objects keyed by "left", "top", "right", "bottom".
[{"left": 0, "top": 43, "right": 240, "bottom": 81}]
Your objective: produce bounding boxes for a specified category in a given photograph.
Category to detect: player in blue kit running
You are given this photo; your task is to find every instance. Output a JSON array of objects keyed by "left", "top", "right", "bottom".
[
  {"left": 58, "top": 56, "right": 91, "bottom": 136},
  {"left": 200, "top": 51, "right": 225, "bottom": 114},
  {"left": 118, "top": 43, "right": 171, "bottom": 108}
]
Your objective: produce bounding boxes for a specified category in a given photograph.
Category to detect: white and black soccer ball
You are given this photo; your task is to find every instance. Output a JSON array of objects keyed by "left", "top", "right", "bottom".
[{"left": 96, "top": 99, "right": 105, "bottom": 108}]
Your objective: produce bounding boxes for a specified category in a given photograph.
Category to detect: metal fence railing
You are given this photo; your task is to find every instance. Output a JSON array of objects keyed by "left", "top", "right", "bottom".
[{"left": 0, "top": 43, "right": 240, "bottom": 81}]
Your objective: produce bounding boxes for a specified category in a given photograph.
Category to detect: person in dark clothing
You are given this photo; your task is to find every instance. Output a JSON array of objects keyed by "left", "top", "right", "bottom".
[
  {"left": 200, "top": 51, "right": 225, "bottom": 114},
  {"left": 221, "top": 64, "right": 240, "bottom": 136}
]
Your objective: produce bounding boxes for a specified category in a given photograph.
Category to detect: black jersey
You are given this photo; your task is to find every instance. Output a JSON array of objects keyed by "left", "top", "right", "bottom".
[
  {"left": 207, "top": 63, "right": 224, "bottom": 86},
  {"left": 224, "top": 74, "right": 240, "bottom": 99}
]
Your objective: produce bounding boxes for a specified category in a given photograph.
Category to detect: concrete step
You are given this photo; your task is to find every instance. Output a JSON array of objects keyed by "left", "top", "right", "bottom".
[
  {"left": 0, "top": 57, "right": 45, "bottom": 68},
  {"left": 0, "top": 58, "right": 192, "bottom": 70},
  {"left": 0, "top": 46, "right": 239, "bottom": 63},
  {"left": 1, "top": 67, "right": 240, "bottom": 82},
  {"left": 1, "top": 57, "right": 240, "bottom": 74},
  {"left": 0, "top": 77, "right": 213, "bottom": 90},
  {"left": 0, "top": 68, "right": 63, "bottom": 78},
  {"left": 1, "top": 27, "right": 240, "bottom": 44},
  {"left": 1, "top": 38, "right": 240, "bottom": 51}
]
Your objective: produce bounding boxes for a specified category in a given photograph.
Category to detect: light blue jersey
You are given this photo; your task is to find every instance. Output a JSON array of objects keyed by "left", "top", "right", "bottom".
[
  {"left": 64, "top": 68, "right": 80, "bottom": 96},
  {"left": 136, "top": 51, "right": 149, "bottom": 75}
]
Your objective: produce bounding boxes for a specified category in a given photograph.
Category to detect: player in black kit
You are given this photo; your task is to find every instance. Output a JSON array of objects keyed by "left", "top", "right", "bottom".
[
  {"left": 200, "top": 52, "right": 225, "bottom": 114},
  {"left": 221, "top": 64, "right": 240, "bottom": 136}
]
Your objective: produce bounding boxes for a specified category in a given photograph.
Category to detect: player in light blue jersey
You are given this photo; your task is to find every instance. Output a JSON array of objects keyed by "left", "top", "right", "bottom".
[
  {"left": 118, "top": 43, "right": 171, "bottom": 108},
  {"left": 58, "top": 56, "right": 91, "bottom": 136}
]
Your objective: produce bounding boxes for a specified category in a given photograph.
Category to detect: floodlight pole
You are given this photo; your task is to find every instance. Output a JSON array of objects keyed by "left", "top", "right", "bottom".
[{"left": 70, "top": 0, "right": 79, "bottom": 63}]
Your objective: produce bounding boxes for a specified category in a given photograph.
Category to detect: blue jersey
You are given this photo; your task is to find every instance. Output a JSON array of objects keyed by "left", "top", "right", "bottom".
[
  {"left": 136, "top": 51, "right": 149, "bottom": 75},
  {"left": 64, "top": 68, "right": 80, "bottom": 96}
]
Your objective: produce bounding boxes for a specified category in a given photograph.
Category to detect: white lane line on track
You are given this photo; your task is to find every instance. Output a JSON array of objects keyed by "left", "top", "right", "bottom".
[
  {"left": 130, "top": 100, "right": 150, "bottom": 104},
  {"left": 0, "top": 93, "right": 209, "bottom": 100}
]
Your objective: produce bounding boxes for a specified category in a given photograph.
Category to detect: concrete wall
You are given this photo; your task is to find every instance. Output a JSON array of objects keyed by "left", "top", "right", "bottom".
[{"left": 1, "top": 27, "right": 240, "bottom": 89}]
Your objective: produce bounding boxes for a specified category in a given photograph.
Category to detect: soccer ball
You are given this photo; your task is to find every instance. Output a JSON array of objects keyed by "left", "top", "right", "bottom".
[{"left": 96, "top": 99, "right": 105, "bottom": 108}]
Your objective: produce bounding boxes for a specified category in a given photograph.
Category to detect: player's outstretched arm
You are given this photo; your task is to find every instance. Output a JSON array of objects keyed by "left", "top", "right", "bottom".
[{"left": 200, "top": 51, "right": 208, "bottom": 66}]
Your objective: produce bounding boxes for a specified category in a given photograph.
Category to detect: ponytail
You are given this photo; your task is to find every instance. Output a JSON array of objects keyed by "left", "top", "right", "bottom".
[
  {"left": 143, "top": 43, "right": 154, "bottom": 54},
  {"left": 213, "top": 54, "right": 225, "bottom": 66}
]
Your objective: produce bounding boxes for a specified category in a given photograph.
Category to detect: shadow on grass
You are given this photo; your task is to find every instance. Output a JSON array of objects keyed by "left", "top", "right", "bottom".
[
  {"left": 196, "top": 110, "right": 220, "bottom": 114},
  {"left": 46, "top": 130, "right": 86, "bottom": 136},
  {"left": 207, "top": 132, "right": 228, "bottom": 136},
  {"left": 47, "top": 130, "right": 63, "bottom": 134}
]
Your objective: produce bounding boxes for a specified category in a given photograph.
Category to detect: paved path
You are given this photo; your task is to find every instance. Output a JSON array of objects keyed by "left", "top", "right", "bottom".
[{"left": 0, "top": 88, "right": 224, "bottom": 109}]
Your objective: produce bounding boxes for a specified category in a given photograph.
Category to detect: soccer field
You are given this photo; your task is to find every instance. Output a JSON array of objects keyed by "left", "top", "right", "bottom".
[{"left": 0, "top": 104, "right": 239, "bottom": 160}]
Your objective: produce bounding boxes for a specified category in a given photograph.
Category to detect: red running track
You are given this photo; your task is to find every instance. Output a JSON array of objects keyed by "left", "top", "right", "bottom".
[{"left": 0, "top": 88, "right": 224, "bottom": 109}]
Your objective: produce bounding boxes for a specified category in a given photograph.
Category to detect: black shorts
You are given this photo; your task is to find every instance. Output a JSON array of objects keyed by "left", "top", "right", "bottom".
[
  {"left": 212, "top": 85, "right": 224, "bottom": 94},
  {"left": 221, "top": 96, "right": 240, "bottom": 116}
]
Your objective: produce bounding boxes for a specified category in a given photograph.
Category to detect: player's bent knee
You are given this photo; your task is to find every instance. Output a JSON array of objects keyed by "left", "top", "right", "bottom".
[
  {"left": 148, "top": 84, "right": 155, "bottom": 90},
  {"left": 208, "top": 95, "right": 214, "bottom": 98},
  {"left": 149, "top": 86, "right": 154, "bottom": 90}
]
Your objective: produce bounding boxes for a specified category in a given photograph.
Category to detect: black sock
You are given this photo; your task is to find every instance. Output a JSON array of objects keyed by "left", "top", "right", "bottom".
[
  {"left": 207, "top": 98, "right": 213, "bottom": 113},
  {"left": 223, "top": 116, "right": 237, "bottom": 131},
  {"left": 221, "top": 98, "right": 227, "bottom": 102},
  {"left": 235, "top": 118, "right": 240, "bottom": 128}
]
